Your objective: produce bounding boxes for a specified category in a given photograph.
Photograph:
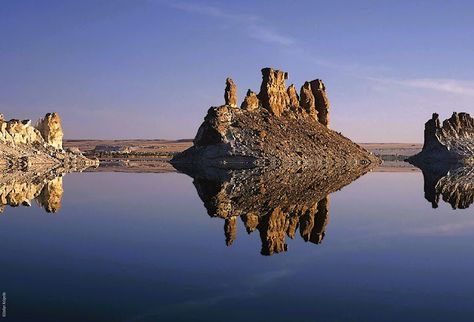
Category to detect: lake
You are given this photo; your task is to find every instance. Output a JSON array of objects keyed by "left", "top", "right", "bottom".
[{"left": 1, "top": 167, "right": 473, "bottom": 322}]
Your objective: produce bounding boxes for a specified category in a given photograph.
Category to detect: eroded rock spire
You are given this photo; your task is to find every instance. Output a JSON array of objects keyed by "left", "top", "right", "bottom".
[
  {"left": 241, "top": 89, "right": 259, "bottom": 111},
  {"left": 224, "top": 78, "right": 237, "bottom": 107},
  {"left": 258, "top": 68, "right": 290, "bottom": 117},
  {"left": 310, "top": 79, "right": 330, "bottom": 128}
]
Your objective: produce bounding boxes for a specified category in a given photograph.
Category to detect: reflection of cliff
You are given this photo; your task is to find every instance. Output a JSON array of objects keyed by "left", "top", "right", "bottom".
[
  {"left": 0, "top": 162, "right": 92, "bottom": 213},
  {"left": 421, "top": 165, "right": 474, "bottom": 210},
  {"left": 176, "top": 161, "right": 374, "bottom": 256},
  {"left": 0, "top": 168, "right": 65, "bottom": 213}
]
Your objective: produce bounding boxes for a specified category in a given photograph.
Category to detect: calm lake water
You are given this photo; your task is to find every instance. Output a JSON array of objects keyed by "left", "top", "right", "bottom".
[{"left": 1, "top": 170, "right": 473, "bottom": 322}]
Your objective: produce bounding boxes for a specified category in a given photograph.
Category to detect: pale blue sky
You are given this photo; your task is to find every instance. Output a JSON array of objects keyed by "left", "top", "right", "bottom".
[{"left": 1, "top": 0, "right": 473, "bottom": 142}]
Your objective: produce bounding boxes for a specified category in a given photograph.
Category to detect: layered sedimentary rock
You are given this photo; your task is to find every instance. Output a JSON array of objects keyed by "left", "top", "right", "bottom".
[
  {"left": 409, "top": 112, "right": 474, "bottom": 165},
  {"left": 173, "top": 68, "right": 379, "bottom": 168},
  {"left": 0, "top": 112, "right": 98, "bottom": 170},
  {"left": 175, "top": 156, "right": 375, "bottom": 256}
]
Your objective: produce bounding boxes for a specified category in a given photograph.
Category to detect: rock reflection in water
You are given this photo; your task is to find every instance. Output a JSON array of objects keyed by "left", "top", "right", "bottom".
[
  {"left": 420, "top": 164, "right": 474, "bottom": 210},
  {"left": 0, "top": 168, "right": 68, "bottom": 213},
  {"left": 176, "top": 163, "right": 374, "bottom": 256}
]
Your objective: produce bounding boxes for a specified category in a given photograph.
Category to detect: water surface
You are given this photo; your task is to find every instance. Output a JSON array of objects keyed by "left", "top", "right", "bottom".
[{"left": 1, "top": 170, "right": 473, "bottom": 321}]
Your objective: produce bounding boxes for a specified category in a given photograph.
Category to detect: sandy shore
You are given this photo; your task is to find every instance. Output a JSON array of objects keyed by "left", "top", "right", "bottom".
[{"left": 64, "top": 140, "right": 422, "bottom": 173}]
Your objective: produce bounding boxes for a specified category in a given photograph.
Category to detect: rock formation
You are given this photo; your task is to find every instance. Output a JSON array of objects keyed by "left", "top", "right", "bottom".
[
  {"left": 258, "top": 68, "right": 290, "bottom": 117},
  {"left": 287, "top": 84, "right": 301, "bottom": 114},
  {"left": 175, "top": 154, "right": 375, "bottom": 256},
  {"left": 300, "top": 82, "right": 317, "bottom": 121},
  {"left": 0, "top": 112, "right": 98, "bottom": 171},
  {"left": 224, "top": 78, "right": 237, "bottom": 107},
  {"left": 240, "top": 89, "right": 259, "bottom": 111},
  {"left": 35, "top": 112, "right": 63, "bottom": 149},
  {"left": 172, "top": 68, "right": 379, "bottom": 169},
  {"left": 408, "top": 112, "right": 474, "bottom": 165},
  {"left": 310, "top": 79, "right": 330, "bottom": 128}
]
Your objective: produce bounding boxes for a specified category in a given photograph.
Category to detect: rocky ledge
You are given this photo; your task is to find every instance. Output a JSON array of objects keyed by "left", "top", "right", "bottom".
[
  {"left": 172, "top": 68, "right": 379, "bottom": 169},
  {"left": 0, "top": 112, "right": 98, "bottom": 171},
  {"left": 408, "top": 112, "right": 474, "bottom": 166}
]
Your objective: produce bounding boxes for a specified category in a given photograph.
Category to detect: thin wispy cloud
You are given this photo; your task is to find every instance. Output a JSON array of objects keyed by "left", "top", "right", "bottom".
[
  {"left": 165, "top": 1, "right": 296, "bottom": 46},
  {"left": 369, "top": 77, "right": 474, "bottom": 96}
]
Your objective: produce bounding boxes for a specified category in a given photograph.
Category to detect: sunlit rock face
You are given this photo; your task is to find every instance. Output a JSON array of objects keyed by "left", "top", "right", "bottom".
[
  {"left": 409, "top": 112, "right": 474, "bottom": 165},
  {"left": 420, "top": 164, "right": 474, "bottom": 210},
  {"left": 35, "top": 112, "right": 63, "bottom": 150},
  {"left": 0, "top": 112, "right": 98, "bottom": 170},
  {"left": 224, "top": 78, "right": 237, "bottom": 108},
  {"left": 175, "top": 159, "right": 375, "bottom": 256},
  {"left": 173, "top": 67, "right": 379, "bottom": 169}
]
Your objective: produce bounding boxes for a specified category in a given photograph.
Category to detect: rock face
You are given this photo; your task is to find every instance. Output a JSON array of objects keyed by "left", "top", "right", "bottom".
[
  {"left": 300, "top": 81, "right": 317, "bottom": 121},
  {"left": 172, "top": 68, "right": 379, "bottom": 169},
  {"left": 310, "top": 79, "right": 330, "bottom": 128},
  {"left": 224, "top": 78, "right": 237, "bottom": 107},
  {"left": 409, "top": 112, "right": 474, "bottom": 165},
  {"left": 258, "top": 68, "right": 290, "bottom": 117},
  {"left": 241, "top": 89, "right": 259, "bottom": 111},
  {"left": 176, "top": 158, "right": 374, "bottom": 256},
  {"left": 0, "top": 112, "right": 98, "bottom": 171},
  {"left": 35, "top": 112, "right": 63, "bottom": 149}
]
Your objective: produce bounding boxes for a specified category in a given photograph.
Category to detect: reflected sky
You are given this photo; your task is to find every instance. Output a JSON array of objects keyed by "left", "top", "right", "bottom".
[{"left": 1, "top": 171, "right": 474, "bottom": 321}]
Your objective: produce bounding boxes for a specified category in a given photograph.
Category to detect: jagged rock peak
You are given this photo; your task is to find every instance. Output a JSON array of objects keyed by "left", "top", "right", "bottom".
[
  {"left": 241, "top": 89, "right": 260, "bottom": 111},
  {"left": 299, "top": 82, "right": 317, "bottom": 121},
  {"left": 224, "top": 78, "right": 237, "bottom": 107},
  {"left": 35, "top": 112, "right": 64, "bottom": 150},
  {"left": 287, "top": 84, "right": 301, "bottom": 114},
  {"left": 310, "top": 79, "right": 330, "bottom": 128},
  {"left": 258, "top": 67, "right": 290, "bottom": 117}
]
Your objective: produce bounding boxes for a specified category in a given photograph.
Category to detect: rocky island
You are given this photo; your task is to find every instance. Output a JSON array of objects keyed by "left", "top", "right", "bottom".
[
  {"left": 408, "top": 112, "right": 474, "bottom": 166},
  {"left": 172, "top": 68, "right": 379, "bottom": 169},
  {"left": 0, "top": 112, "right": 98, "bottom": 170}
]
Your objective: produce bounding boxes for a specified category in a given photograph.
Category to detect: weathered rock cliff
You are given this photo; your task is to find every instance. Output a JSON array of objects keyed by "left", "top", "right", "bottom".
[
  {"left": 408, "top": 112, "right": 474, "bottom": 165},
  {"left": 172, "top": 68, "right": 379, "bottom": 168},
  {"left": 0, "top": 112, "right": 98, "bottom": 171}
]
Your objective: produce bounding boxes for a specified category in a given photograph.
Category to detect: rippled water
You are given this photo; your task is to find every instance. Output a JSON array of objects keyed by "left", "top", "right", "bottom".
[{"left": 1, "top": 169, "right": 473, "bottom": 321}]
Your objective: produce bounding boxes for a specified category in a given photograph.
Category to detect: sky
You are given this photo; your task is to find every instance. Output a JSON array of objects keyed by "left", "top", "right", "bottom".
[{"left": 1, "top": 0, "right": 473, "bottom": 142}]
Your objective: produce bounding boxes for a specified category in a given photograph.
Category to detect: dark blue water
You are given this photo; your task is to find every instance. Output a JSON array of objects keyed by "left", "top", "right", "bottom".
[{"left": 1, "top": 171, "right": 473, "bottom": 321}]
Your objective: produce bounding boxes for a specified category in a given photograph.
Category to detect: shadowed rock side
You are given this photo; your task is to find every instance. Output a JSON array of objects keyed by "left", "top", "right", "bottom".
[
  {"left": 175, "top": 160, "right": 375, "bottom": 256},
  {"left": 0, "top": 164, "right": 90, "bottom": 213},
  {"left": 420, "top": 164, "right": 474, "bottom": 210},
  {"left": 172, "top": 68, "right": 379, "bottom": 168},
  {"left": 409, "top": 112, "right": 474, "bottom": 166},
  {"left": 0, "top": 112, "right": 98, "bottom": 171}
]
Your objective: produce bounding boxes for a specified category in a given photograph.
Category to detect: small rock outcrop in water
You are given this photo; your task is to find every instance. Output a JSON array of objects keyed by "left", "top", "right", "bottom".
[
  {"left": 0, "top": 112, "right": 98, "bottom": 171},
  {"left": 172, "top": 68, "right": 379, "bottom": 168},
  {"left": 408, "top": 112, "right": 474, "bottom": 165}
]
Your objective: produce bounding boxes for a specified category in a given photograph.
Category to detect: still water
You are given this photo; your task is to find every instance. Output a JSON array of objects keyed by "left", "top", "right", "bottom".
[{"left": 1, "top": 169, "right": 473, "bottom": 322}]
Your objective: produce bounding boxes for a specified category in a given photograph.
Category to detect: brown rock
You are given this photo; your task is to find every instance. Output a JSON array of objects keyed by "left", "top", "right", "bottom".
[
  {"left": 299, "top": 82, "right": 317, "bottom": 121},
  {"left": 310, "top": 79, "right": 330, "bottom": 127},
  {"left": 287, "top": 84, "right": 301, "bottom": 114},
  {"left": 241, "top": 89, "right": 259, "bottom": 111},
  {"left": 35, "top": 112, "right": 63, "bottom": 150},
  {"left": 224, "top": 78, "right": 237, "bottom": 107},
  {"left": 258, "top": 68, "right": 290, "bottom": 117}
]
